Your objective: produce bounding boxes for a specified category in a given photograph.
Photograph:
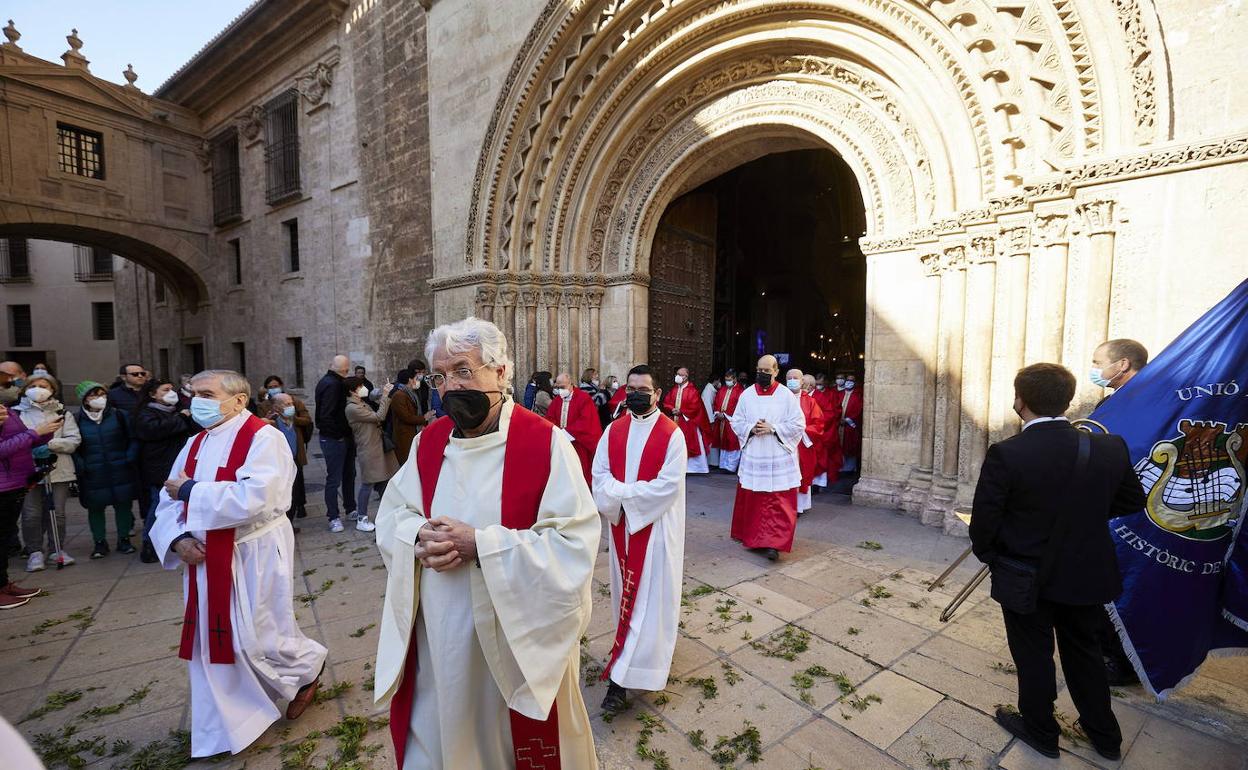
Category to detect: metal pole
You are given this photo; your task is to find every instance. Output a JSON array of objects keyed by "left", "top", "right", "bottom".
[
  {"left": 928, "top": 544, "right": 974, "bottom": 591},
  {"left": 939, "top": 564, "right": 989, "bottom": 622}
]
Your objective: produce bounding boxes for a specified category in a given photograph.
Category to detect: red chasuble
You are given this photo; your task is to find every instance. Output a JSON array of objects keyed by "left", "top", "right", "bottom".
[
  {"left": 601, "top": 413, "right": 679, "bottom": 682},
  {"left": 813, "top": 388, "right": 842, "bottom": 484},
  {"left": 178, "top": 414, "right": 268, "bottom": 665},
  {"left": 838, "top": 388, "right": 865, "bottom": 461},
  {"left": 661, "top": 382, "right": 712, "bottom": 458},
  {"left": 543, "top": 388, "right": 602, "bottom": 485},
  {"left": 711, "top": 384, "right": 745, "bottom": 451},
  {"left": 797, "top": 392, "right": 825, "bottom": 494},
  {"left": 389, "top": 408, "right": 562, "bottom": 770}
]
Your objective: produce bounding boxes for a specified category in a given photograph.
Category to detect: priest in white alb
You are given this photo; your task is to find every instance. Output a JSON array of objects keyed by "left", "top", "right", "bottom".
[
  {"left": 374, "top": 317, "right": 600, "bottom": 770},
  {"left": 730, "top": 355, "right": 806, "bottom": 561},
  {"left": 590, "top": 364, "right": 687, "bottom": 714},
  {"left": 151, "top": 370, "right": 327, "bottom": 758}
]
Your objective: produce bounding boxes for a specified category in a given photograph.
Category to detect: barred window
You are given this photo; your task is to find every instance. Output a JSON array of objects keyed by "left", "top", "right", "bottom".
[
  {"left": 287, "top": 337, "right": 304, "bottom": 388},
  {"left": 9, "top": 304, "right": 32, "bottom": 347},
  {"left": 74, "top": 245, "right": 113, "bottom": 282},
  {"left": 283, "top": 219, "right": 300, "bottom": 272},
  {"left": 211, "top": 129, "right": 242, "bottom": 225},
  {"left": 57, "top": 123, "right": 104, "bottom": 179},
  {"left": 0, "top": 238, "right": 31, "bottom": 283},
  {"left": 92, "top": 302, "right": 115, "bottom": 341},
  {"left": 264, "top": 90, "right": 301, "bottom": 204}
]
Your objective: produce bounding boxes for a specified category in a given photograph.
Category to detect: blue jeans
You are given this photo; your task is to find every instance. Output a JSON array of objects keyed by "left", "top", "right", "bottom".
[
  {"left": 356, "top": 480, "right": 387, "bottom": 521},
  {"left": 319, "top": 437, "right": 357, "bottom": 520},
  {"left": 143, "top": 486, "right": 161, "bottom": 546}
]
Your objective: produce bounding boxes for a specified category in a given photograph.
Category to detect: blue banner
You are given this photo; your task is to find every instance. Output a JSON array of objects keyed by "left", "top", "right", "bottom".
[{"left": 1085, "top": 279, "right": 1248, "bottom": 698}]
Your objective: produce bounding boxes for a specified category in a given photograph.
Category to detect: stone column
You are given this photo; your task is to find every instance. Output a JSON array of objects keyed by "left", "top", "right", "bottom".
[
  {"left": 499, "top": 288, "right": 518, "bottom": 361},
  {"left": 541, "top": 287, "right": 560, "bottom": 370},
  {"left": 923, "top": 243, "right": 967, "bottom": 528},
  {"left": 900, "top": 251, "right": 943, "bottom": 515},
  {"left": 567, "top": 289, "right": 584, "bottom": 374},
  {"left": 520, "top": 288, "right": 539, "bottom": 386},
  {"left": 475, "top": 285, "right": 496, "bottom": 323},
  {"left": 992, "top": 223, "right": 1031, "bottom": 445},
  {"left": 1028, "top": 213, "right": 1070, "bottom": 364},
  {"left": 954, "top": 234, "right": 997, "bottom": 523},
  {"left": 586, "top": 287, "right": 603, "bottom": 370}
]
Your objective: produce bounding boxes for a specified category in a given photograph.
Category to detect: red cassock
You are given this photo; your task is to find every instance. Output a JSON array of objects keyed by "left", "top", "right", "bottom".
[
  {"left": 607, "top": 386, "right": 627, "bottom": 420},
  {"left": 837, "top": 388, "right": 865, "bottom": 462},
  {"left": 811, "top": 387, "right": 841, "bottom": 484},
  {"left": 543, "top": 388, "right": 603, "bottom": 484},
  {"left": 797, "top": 392, "right": 824, "bottom": 494},
  {"left": 711, "top": 384, "right": 745, "bottom": 451},
  {"left": 661, "top": 382, "right": 713, "bottom": 459}
]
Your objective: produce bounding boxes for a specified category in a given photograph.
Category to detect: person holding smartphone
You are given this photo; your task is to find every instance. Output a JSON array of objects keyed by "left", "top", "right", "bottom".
[{"left": 0, "top": 402, "right": 61, "bottom": 608}]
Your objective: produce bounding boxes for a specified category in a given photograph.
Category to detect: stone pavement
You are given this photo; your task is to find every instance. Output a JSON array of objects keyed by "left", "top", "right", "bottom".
[{"left": 2, "top": 469, "right": 1246, "bottom": 769}]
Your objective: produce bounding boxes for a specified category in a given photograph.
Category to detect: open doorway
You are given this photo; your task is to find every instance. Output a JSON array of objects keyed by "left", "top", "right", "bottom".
[{"left": 648, "top": 148, "right": 867, "bottom": 383}]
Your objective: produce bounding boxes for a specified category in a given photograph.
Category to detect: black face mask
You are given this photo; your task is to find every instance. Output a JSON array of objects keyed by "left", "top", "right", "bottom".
[
  {"left": 442, "top": 390, "right": 501, "bottom": 433},
  {"left": 755, "top": 372, "right": 773, "bottom": 389},
  {"left": 625, "top": 392, "right": 655, "bottom": 415}
]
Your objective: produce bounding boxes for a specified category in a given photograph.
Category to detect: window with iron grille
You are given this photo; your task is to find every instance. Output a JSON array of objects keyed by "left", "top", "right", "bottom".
[
  {"left": 229, "top": 239, "right": 243, "bottom": 285},
  {"left": 9, "top": 305, "right": 32, "bottom": 347},
  {"left": 264, "top": 90, "right": 301, "bottom": 204},
  {"left": 0, "top": 238, "right": 31, "bottom": 283},
  {"left": 74, "top": 245, "right": 113, "bottom": 282},
  {"left": 57, "top": 123, "right": 105, "bottom": 179},
  {"left": 287, "top": 337, "right": 304, "bottom": 388},
  {"left": 92, "top": 302, "right": 115, "bottom": 341},
  {"left": 283, "top": 219, "right": 300, "bottom": 272},
  {"left": 211, "top": 129, "right": 242, "bottom": 225}
]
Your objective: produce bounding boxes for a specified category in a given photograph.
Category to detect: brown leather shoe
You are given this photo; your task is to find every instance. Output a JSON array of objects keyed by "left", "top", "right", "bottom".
[
  {"left": 2, "top": 582, "right": 41, "bottom": 599},
  {"left": 285, "top": 667, "right": 323, "bottom": 720}
]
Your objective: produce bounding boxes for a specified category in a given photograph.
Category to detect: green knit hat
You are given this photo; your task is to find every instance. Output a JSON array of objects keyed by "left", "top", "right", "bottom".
[{"left": 75, "top": 380, "right": 105, "bottom": 402}]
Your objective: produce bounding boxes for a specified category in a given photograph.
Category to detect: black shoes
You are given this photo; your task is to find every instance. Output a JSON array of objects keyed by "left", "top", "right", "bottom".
[
  {"left": 139, "top": 541, "right": 159, "bottom": 564},
  {"left": 90, "top": 540, "right": 109, "bottom": 559},
  {"left": 116, "top": 539, "right": 136, "bottom": 555},
  {"left": 995, "top": 706, "right": 1059, "bottom": 759},
  {"left": 752, "top": 547, "right": 779, "bottom": 561},
  {"left": 601, "top": 682, "right": 629, "bottom": 714}
]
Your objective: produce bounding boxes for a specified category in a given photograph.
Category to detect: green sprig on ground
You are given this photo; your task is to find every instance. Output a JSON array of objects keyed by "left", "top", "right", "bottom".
[{"left": 749, "top": 625, "right": 810, "bottom": 661}]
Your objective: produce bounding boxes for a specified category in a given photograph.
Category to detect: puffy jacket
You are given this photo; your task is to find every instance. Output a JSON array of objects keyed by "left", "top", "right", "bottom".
[
  {"left": 314, "top": 371, "right": 350, "bottom": 439},
  {"left": 132, "top": 403, "right": 196, "bottom": 487},
  {"left": 106, "top": 382, "right": 141, "bottom": 428},
  {"left": 12, "top": 398, "right": 80, "bottom": 483},
  {"left": 0, "top": 412, "right": 51, "bottom": 492},
  {"left": 73, "top": 407, "right": 136, "bottom": 509}
]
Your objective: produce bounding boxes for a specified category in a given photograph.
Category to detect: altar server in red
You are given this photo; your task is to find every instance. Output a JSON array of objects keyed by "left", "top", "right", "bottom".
[
  {"left": 712, "top": 369, "right": 746, "bottom": 473},
  {"left": 788, "top": 371, "right": 825, "bottom": 514},
  {"left": 661, "top": 366, "right": 713, "bottom": 474},
  {"left": 545, "top": 371, "right": 603, "bottom": 485},
  {"left": 591, "top": 364, "right": 687, "bottom": 714}
]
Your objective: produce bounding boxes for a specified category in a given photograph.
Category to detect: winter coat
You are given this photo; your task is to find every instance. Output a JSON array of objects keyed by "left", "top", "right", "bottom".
[
  {"left": 0, "top": 412, "right": 52, "bottom": 493},
  {"left": 314, "top": 371, "right": 351, "bottom": 440},
  {"left": 387, "top": 386, "right": 428, "bottom": 464},
  {"left": 73, "top": 407, "right": 137, "bottom": 509},
  {"left": 346, "top": 396, "right": 398, "bottom": 484},
  {"left": 12, "top": 398, "right": 80, "bottom": 483},
  {"left": 132, "top": 403, "right": 197, "bottom": 487},
  {"left": 260, "top": 396, "right": 313, "bottom": 466},
  {"left": 106, "top": 382, "right": 142, "bottom": 427}
]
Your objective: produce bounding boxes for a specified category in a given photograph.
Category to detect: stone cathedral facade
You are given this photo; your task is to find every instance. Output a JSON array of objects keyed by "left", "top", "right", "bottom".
[{"left": 2, "top": 0, "right": 1246, "bottom": 534}]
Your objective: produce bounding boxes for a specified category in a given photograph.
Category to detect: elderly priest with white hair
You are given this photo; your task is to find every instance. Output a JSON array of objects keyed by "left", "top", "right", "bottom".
[
  {"left": 374, "top": 316, "right": 601, "bottom": 769},
  {"left": 150, "top": 369, "right": 327, "bottom": 758}
]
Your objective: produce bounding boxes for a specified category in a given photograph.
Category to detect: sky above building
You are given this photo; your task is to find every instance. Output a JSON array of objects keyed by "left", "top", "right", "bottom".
[{"left": 7, "top": 1, "right": 256, "bottom": 92}]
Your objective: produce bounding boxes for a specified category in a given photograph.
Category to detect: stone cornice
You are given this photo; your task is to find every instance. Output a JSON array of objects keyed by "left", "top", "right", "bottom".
[{"left": 427, "top": 270, "right": 626, "bottom": 291}]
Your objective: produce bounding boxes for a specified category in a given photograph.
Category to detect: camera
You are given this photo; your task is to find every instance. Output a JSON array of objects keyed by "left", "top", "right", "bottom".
[{"left": 28, "top": 452, "right": 57, "bottom": 487}]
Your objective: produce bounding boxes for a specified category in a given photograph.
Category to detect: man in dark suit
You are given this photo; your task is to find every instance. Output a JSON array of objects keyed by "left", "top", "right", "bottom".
[{"left": 970, "top": 363, "right": 1145, "bottom": 761}]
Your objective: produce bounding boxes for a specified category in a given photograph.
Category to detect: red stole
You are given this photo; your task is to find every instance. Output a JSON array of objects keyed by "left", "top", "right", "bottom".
[
  {"left": 601, "top": 414, "right": 678, "bottom": 682},
  {"left": 178, "top": 414, "right": 267, "bottom": 665},
  {"left": 714, "top": 385, "right": 743, "bottom": 450},
  {"left": 389, "top": 407, "right": 561, "bottom": 770}
]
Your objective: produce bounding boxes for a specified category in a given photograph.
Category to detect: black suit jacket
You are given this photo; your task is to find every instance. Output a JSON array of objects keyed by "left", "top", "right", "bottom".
[{"left": 969, "top": 420, "right": 1146, "bottom": 605}]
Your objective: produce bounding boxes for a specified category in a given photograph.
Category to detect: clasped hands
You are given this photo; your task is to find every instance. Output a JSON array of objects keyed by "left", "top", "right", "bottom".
[
  {"left": 173, "top": 537, "right": 206, "bottom": 566},
  {"left": 751, "top": 419, "right": 775, "bottom": 436},
  {"left": 415, "top": 516, "right": 478, "bottom": 572}
]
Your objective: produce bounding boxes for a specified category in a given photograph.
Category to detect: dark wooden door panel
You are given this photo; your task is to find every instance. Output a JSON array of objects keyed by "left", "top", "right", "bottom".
[{"left": 649, "top": 193, "right": 716, "bottom": 381}]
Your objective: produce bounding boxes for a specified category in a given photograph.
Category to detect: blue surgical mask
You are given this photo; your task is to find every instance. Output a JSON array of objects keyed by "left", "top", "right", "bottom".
[
  {"left": 267, "top": 387, "right": 283, "bottom": 397},
  {"left": 190, "top": 396, "right": 225, "bottom": 429},
  {"left": 282, "top": 405, "right": 296, "bottom": 418},
  {"left": 12, "top": 378, "right": 24, "bottom": 388},
  {"left": 844, "top": 380, "right": 856, "bottom": 390},
  {"left": 787, "top": 378, "right": 801, "bottom": 392},
  {"left": 1089, "top": 367, "right": 1114, "bottom": 388}
]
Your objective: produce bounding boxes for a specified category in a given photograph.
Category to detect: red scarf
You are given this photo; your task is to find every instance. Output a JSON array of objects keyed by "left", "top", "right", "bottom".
[
  {"left": 389, "top": 406, "right": 561, "bottom": 770},
  {"left": 601, "top": 414, "right": 678, "bottom": 681},
  {"left": 177, "top": 414, "right": 267, "bottom": 665}
]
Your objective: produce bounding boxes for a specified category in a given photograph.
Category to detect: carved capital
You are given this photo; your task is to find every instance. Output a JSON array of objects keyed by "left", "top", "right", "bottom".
[
  {"left": 519, "top": 288, "right": 540, "bottom": 308},
  {"left": 1076, "top": 199, "right": 1116, "bottom": 236},
  {"left": 919, "top": 252, "right": 944, "bottom": 277},
  {"left": 1033, "top": 214, "right": 1070, "bottom": 246},
  {"left": 499, "top": 288, "right": 518, "bottom": 306},
  {"left": 1000, "top": 225, "right": 1031, "bottom": 255},
  {"left": 942, "top": 245, "right": 968, "bottom": 271},
  {"left": 585, "top": 288, "right": 603, "bottom": 310},
  {"left": 475, "top": 285, "right": 497, "bottom": 306},
  {"left": 969, "top": 236, "right": 997, "bottom": 264}
]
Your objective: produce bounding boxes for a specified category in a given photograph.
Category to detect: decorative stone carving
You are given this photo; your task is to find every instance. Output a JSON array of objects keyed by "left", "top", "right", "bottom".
[
  {"left": 4, "top": 20, "right": 22, "bottom": 50},
  {"left": 1000, "top": 225, "right": 1031, "bottom": 255},
  {"left": 123, "top": 64, "right": 139, "bottom": 90},
  {"left": 195, "top": 140, "right": 211, "bottom": 172},
  {"left": 475, "top": 285, "right": 497, "bottom": 308},
  {"left": 519, "top": 288, "right": 540, "bottom": 307},
  {"left": 1076, "top": 199, "right": 1116, "bottom": 235},
  {"left": 1033, "top": 214, "right": 1070, "bottom": 246},
  {"left": 1111, "top": 0, "right": 1159, "bottom": 143},
  {"left": 297, "top": 58, "right": 339, "bottom": 107},
  {"left": 238, "top": 105, "right": 266, "bottom": 142},
  {"left": 62, "top": 28, "right": 89, "bottom": 71},
  {"left": 584, "top": 288, "right": 603, "bottom": 309},
  {"left": 969, "top": 236, "right": 997, "bottom": 264},
  {"left": 919, "top": 252, "right": 944, "bottom": 276},
  {"left": 943, "top": 244, "right": 968, "bottom": 270},
  {"left": 540, "top": 287, "right": 560, "bottom": 306}
]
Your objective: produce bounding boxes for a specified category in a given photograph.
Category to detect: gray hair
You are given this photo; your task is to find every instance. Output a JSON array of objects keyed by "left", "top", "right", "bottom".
[
  {"left": 190, "top": 369, "right": 251, "bottom": 399},
  {"left": 425, "top": 316, "right": 514, "bottom": 390}
]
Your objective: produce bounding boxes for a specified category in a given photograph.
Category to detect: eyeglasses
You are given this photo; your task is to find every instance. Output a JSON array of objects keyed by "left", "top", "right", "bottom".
[
  {"left": 426, "top": 363, "right": 491, "bottom": 389},
  {"left": 125, "top": 371, "right": 148, "bottom": 378},
  {"left": 624, "top": 387, "right": 654, "bottom": 395}
]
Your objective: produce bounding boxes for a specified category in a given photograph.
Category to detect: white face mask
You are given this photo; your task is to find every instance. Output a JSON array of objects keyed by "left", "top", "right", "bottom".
[
  {"left": 845, "top": 380, "right": 857, "bottom": 390},
  {"left": 87, "top": 396, "right": 107, "bottom": 411},
  {"left": 835, "top": 378, "right": 846, "bottom": 388},
  {"left": 674, "top": 374, "right": 686, "bottom": 385},
  {"left": 554, "top": 387, "right": 569, "bottom": 399},
  {"left": 26, "top": 387, "right": 52, "bottom": 403},
  {"left": 591, "top": 379, "right": 600, "bottom": 388},
  {"left": 356, "top": 386, "right": 370, "bottom": 398},
  {"left": 160, "top": 390, "right": 180, "bottom": 405}
]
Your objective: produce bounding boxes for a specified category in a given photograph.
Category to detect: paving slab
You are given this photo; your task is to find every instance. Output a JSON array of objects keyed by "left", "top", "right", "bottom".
[
  {"left": 801, "top": 599, "right": 934, "bottom": 667},
  {"left": 825, "top": 669, "right": 943, "bottom": 749},
  {"left": 781, "top": 714, "right": 908, "bottom": 768}
]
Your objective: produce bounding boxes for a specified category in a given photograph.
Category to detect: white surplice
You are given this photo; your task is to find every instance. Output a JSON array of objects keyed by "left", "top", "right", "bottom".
[
  {"left": 373, "top": 402, "right": 600, "bottom": 770},
  {"left": 730, "top": 385, "right": 806, "bottom": 491},
  {"left": 700, "top": 382, "right": 720, "bottom": 467},
  {"left": 149, "top": 412, "right": 326, "bottom": 758},
  {"left": 590, "top": 409, "right": 687, "bottom": 691}
]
